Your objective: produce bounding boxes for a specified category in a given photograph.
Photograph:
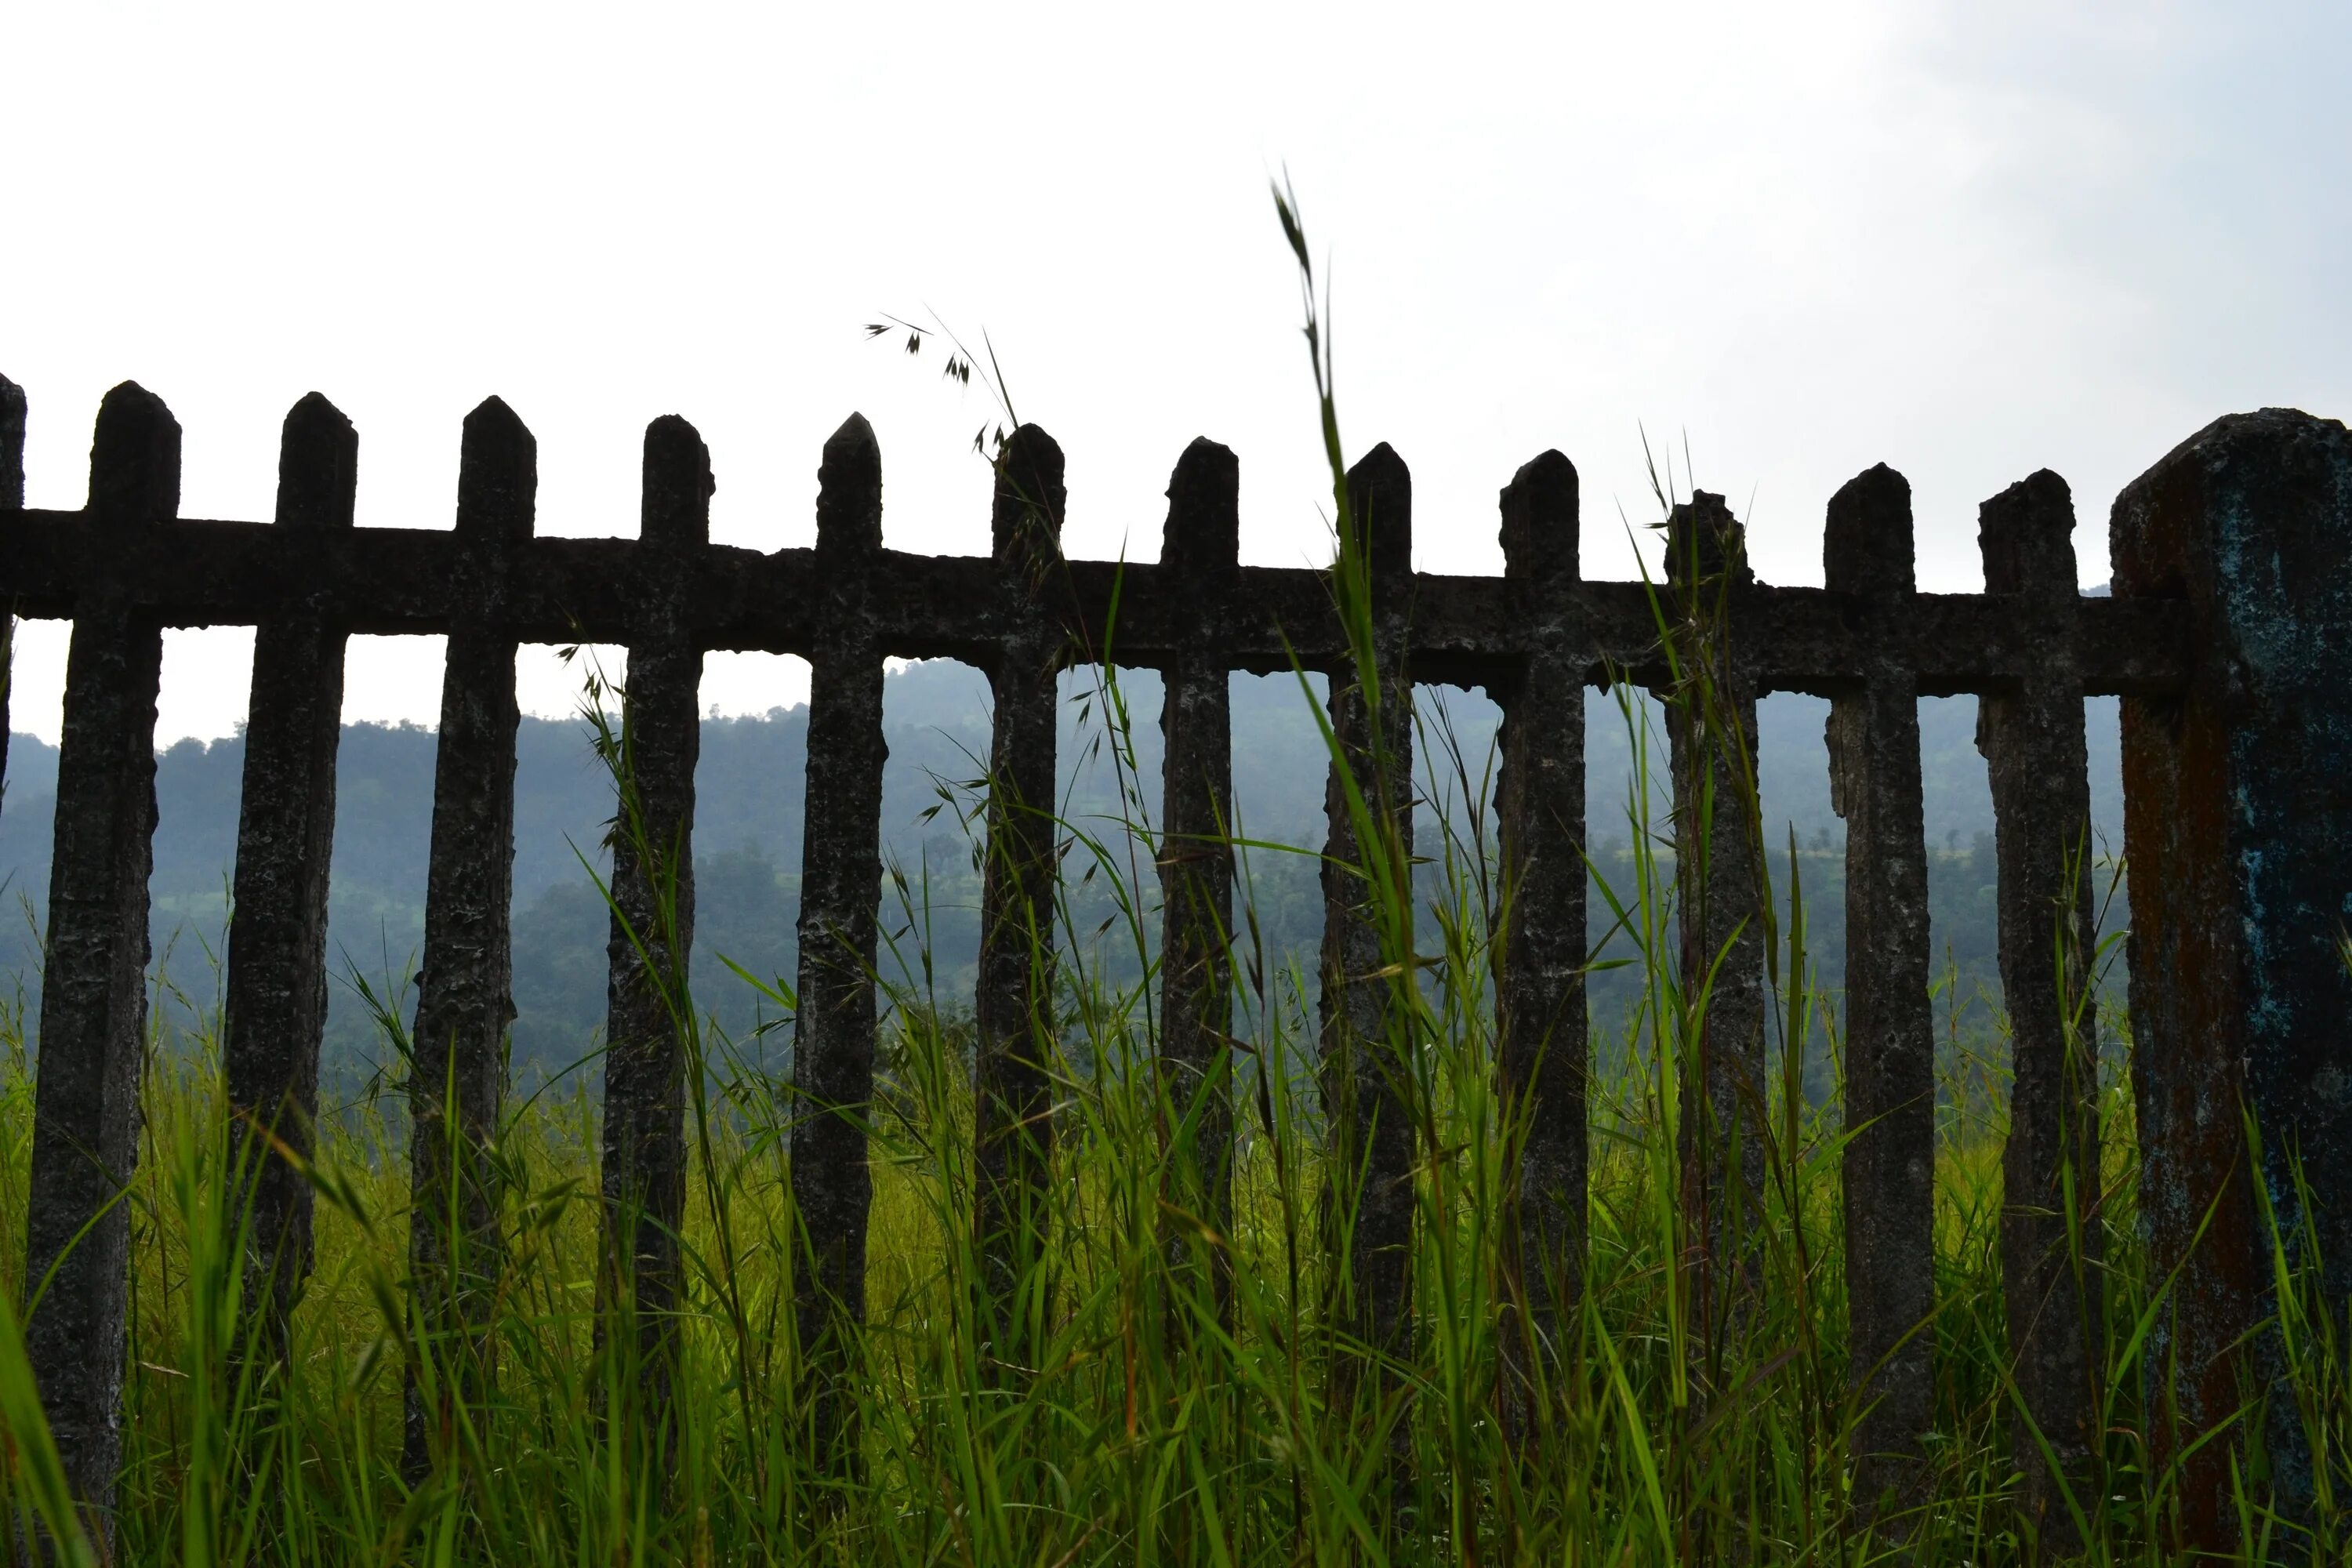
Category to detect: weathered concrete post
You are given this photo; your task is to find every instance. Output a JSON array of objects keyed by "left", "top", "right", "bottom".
[
  {"left": 1319, "top": 443, "right": 1417, "bottom": 1411},
  {"left": 0, "top": 372, "right": 22, "bottom": 807},
  {"left": 972, "top": 425, "right": 1068, "bottom": 1338},
  {"left": 404, "top": 397, "right": 532, "bottom": 1478},
  {"left": 598, "top": 414, "right": 710, "bottom": 1451},
  {"left": 1157, "top": 437, "right": 1240, "bottom": 1332},
  {"left": 25, "top": 382, "right": 176, "bottom": 1532},
  {"left": 2113, "top": 408, "right": 2352, "bottom": 1551},
  {"left": 1493, "top": 448, "right": 1588, "bottom": 1432},
  {"left": 223, "top": 394, "right": 358, "bottom": 1363},
  {"left": 1979, "top": 470, "right": 2103, "bottom": 1549},
  {"left": 1664, "top": 492, "right": 1766, "bottom": 1351},
  {"left": 1825, "top": 465, "right": 1936, "bottom": 1513},
  {"left": 792, "top": 412, "right": 888, "bottom": 1463},
  {"left": 0, "top": 372, "right": 18, "bottom": 506}
]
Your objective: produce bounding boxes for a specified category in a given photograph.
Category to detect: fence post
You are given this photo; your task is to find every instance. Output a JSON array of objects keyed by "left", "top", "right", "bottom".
[
  {"left": 1157, "top": 437, "right": 1240, "bottom": 1334},
  {"left": 404, "top": 396, "right": 532, "bottom": 1478},
  {"left": 0, "top": 372, "right": 17, "bottom": 506},
  {"left": 1319, "top": 443, "right": 1417, "bottom": 1416},
  {"left": 1825, "top": 465, "right": 1936, "bottom": 1513},
  {"left": 1494, "top": 448, "right": 1586, "bottom": 1430},
  {"left": 223, "top": 393, "right": 357, "bottom": 1363},
  {"left": 1977, "top": 469, "right": 2103, "bottom": 1548},
  {"left": 792, "top": 412, "right": 887, "bottom": 1463},
  {"left": 973, "top": 423, "right": 1067, "bottom": 1339},
  {"left": 1, "top": 371, "right": 22, "bottom": 808},
  {"left": 24, "top": 382, "right": 176, "bottom": 1532},
  {"left": 1664, "top": 492, "right": 1766, "bottom": 1345},
  {"left": 2112, "top": 408, "right": 2352, "bottom": 1551},
  {"left": 599, "top": 414, "right": 710, "bottom": 1456}
]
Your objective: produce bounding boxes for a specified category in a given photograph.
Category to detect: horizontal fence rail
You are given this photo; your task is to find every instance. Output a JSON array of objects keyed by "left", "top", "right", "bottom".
[
  {"left": 0, "top": 506, "right": 2191, "bottom": 695},
  {"left": 2, "top": 370, "right": 2347, "bottom": 1556}
]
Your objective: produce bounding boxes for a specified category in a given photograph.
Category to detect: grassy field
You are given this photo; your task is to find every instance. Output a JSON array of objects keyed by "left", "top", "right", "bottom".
[
  {"left": 0, "top": 833, "right": 2321, "bottom": 1566},
  {"left": 0, "top": 643, "right": 2339, "bottom": 1564}
]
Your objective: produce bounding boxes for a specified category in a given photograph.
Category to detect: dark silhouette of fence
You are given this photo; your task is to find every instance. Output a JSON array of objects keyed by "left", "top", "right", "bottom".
[{"left": 2, "top": 368, "right": 2346, "bottom": 1554}]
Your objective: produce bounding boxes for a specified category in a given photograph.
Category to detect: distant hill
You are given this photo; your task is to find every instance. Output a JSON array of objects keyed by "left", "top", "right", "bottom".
[{"left": 0, "top": 660, "right": 2125, "bottom": 1088}]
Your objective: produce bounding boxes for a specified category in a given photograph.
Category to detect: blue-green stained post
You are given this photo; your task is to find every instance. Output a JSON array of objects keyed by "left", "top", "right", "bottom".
[{"left": 2113, "top": 408, "right": 2352, "bottom": 1553}]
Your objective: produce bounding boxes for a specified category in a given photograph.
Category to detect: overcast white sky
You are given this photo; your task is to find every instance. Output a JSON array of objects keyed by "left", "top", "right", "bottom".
[{"left": 5, "top": 1, "right": 2345, "bottom": 746}]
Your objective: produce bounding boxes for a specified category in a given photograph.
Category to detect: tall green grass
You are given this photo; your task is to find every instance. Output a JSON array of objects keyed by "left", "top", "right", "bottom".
[{"left": 0, "top": 190, "right": 2345, "bottom": 1565}]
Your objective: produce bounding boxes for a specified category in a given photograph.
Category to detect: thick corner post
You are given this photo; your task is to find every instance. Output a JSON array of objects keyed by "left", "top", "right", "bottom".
[
  {"left": 1157, "top": 437, "right": 1240, "bottom": 1333},
  {"left": 792, "top": 412, "right": 887, "bottom": 1458},
  {"left": 26, "top": 383, "right": 176, "bottom": 1531},
  {"left": 1494, "top": 448, "right": 1587, "bottom": 1430},
  {"left": 1826, "top": 465, "right": 1936, "bottom": 1512},
  {"left": 1664, "top": 492, "right": 1766, "bottom": 1341},
  {"left": 1319, "top": 443, "right": 1417, "bottom": 1399},
  {"left": 973, "top": 424, "right": 1068, "bottom": 1331},
  {"left": 2113, "top": 409, "right": 2352, "bottom": 1550},
  {"left": 1978, "top": 470, "right": 2103, "bottom": 1547},
  {"left": 599, "top": 414, "right": 710, "bottom": 1447},
  {"left": 405, "top": 397, "right": 533, "bottom": 1478},
  {"left": 224, "top": 394, "right": 358, "bottom": 1362}
]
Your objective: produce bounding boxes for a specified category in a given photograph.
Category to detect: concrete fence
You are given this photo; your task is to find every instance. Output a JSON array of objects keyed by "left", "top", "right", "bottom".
[{"left": 2, "top": 371, "right": 2345, "bottom": 1550}]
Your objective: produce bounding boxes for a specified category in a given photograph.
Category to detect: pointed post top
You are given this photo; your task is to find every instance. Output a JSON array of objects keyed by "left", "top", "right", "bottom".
[
  {"left": 1500, "top": 448, "right": 1579, "bottom": 587},
  {"left": 817, "top": 412, "right": 883, "bottom": 561},
  {"left": 641, "top": 415, "right": 713, "bottom": 550},
  {"left": 89, "top": 380, "right": 181, "bottom": 526},
  {"left": 465, "top": 393, "right": 524, "bottom": 434},
  {"left": 826, "top": 411, "right": 879, "bottom": 461},
  {"left": 1161, "top": 437, "right": 1239, "bottom": 580},
  {"left": 1824, "top": 463, "right": 1915, "bottom": 599},
  {"left": 276, "top": 394, "right": 358, "bottom": 530},
  {"left": 1980, "top": 469, "right": 2076, "bottom": 601},
  {"left": 287, "top": 390, "right": 350, "bottom": 429},
  {"left": 992, "top": 423, "right": 1065, "bottom": 564},
  {"left": 1344, "top": 442, "right": 1411, "bottom": 584},
  {"left": 2, "top": 372, "right": 24, "bottom": 512},
  {"left": 456, "top": 395, "right": 536, "bottom": 546},
  {"left": 1666, "top": 489, "right": 1748, "bottom": 589},
  {"left": 1350, "top": 441, "right": 1408, "bottom": 479}
]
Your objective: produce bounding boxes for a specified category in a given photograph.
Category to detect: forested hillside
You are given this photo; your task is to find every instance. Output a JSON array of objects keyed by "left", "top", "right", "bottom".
[{"left": 0, "top": 661, "right": 2125, "bottom": 1091}]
